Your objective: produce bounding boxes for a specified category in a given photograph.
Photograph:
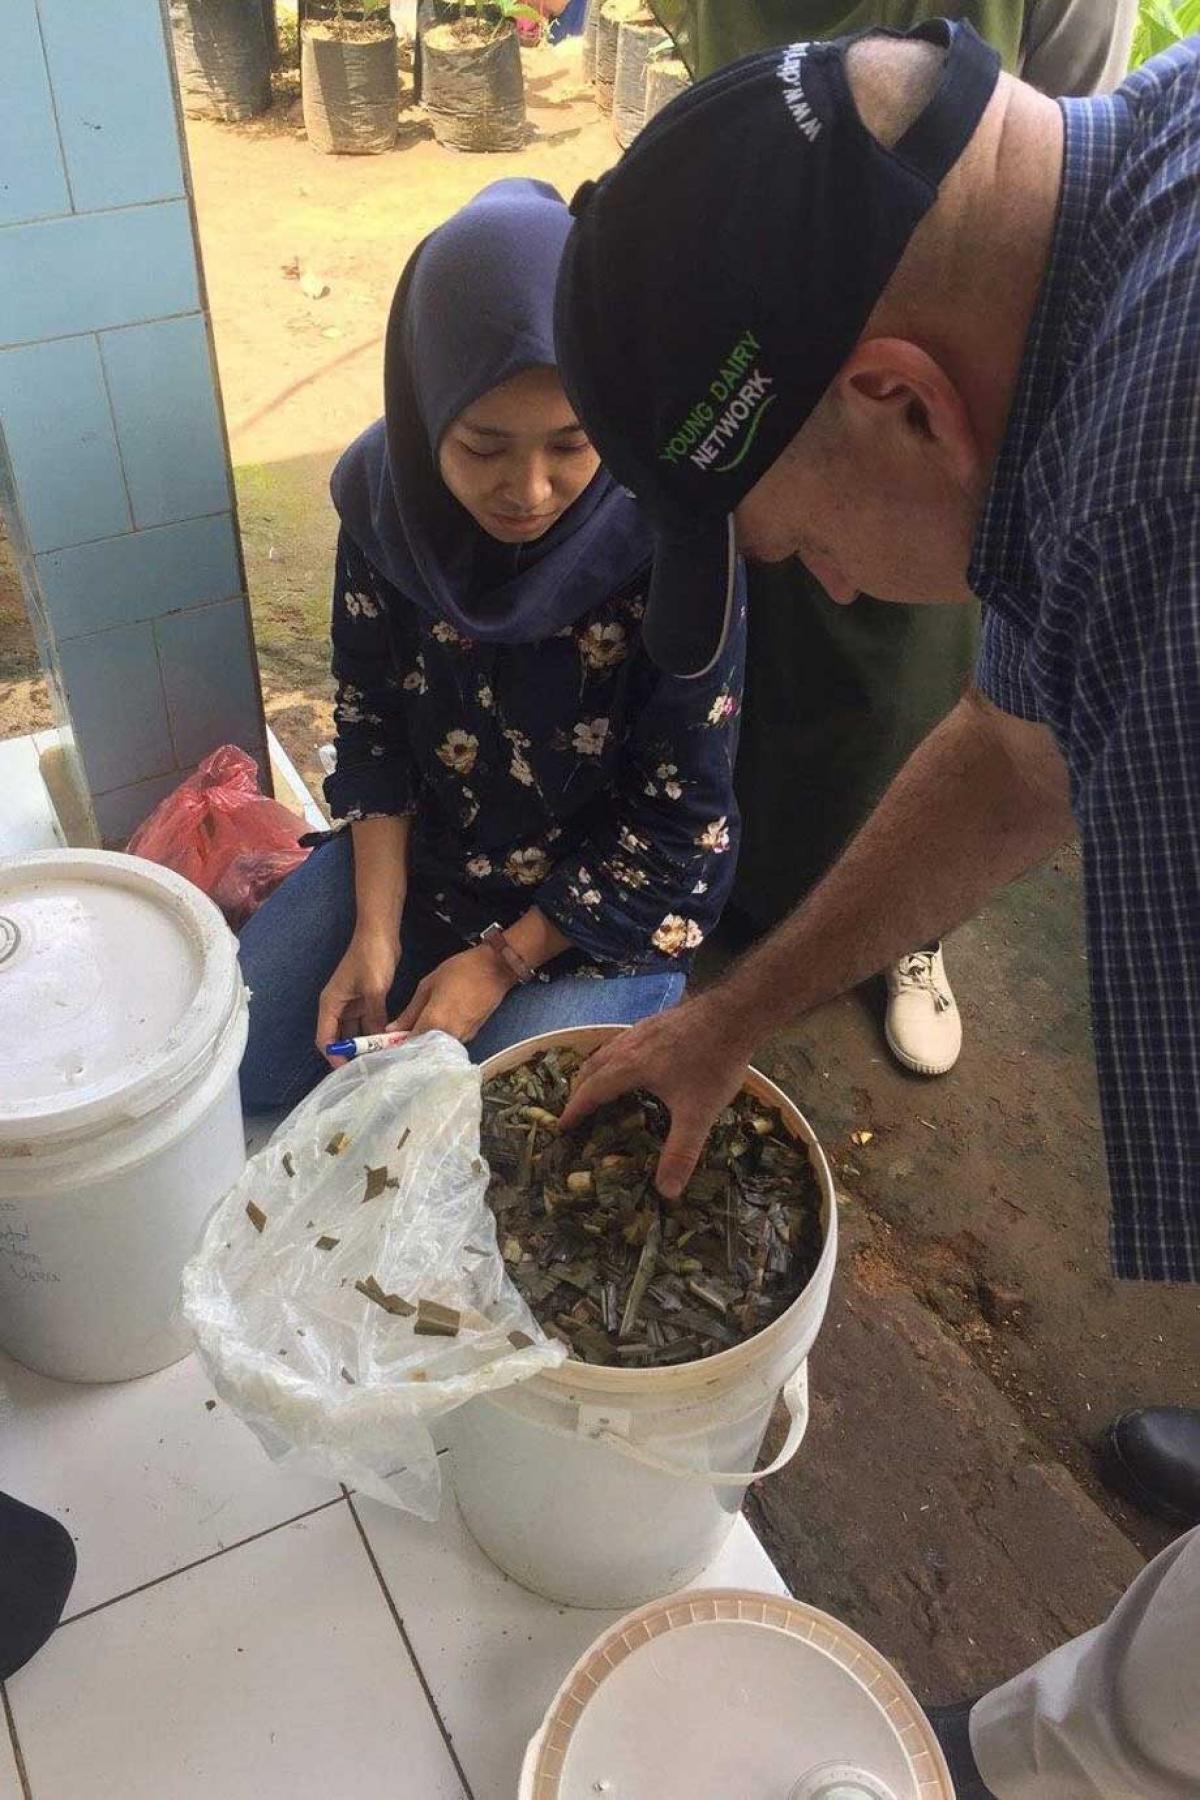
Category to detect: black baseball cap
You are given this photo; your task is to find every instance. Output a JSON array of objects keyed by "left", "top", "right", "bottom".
[{"left": 555, "top": 19, "right": 1000, "bottom": 676}]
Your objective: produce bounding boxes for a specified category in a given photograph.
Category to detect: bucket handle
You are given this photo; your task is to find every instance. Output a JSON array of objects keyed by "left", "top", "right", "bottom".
[{"left": 582, "top": 1363, "right": 809, "bottom": 1488}]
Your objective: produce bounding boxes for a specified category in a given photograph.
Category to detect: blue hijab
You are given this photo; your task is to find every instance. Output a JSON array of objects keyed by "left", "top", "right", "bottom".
[{"left": 330, "top": 180, "right": 652, "bottom": 644}]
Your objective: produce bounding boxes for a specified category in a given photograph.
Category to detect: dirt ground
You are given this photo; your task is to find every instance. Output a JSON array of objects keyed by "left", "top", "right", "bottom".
[
  {"left": 3, "top": 32, "right": 1197, "bottom": 1705},
  {"left": 0, "top": 533, "right": 52, "bottom": 741}
]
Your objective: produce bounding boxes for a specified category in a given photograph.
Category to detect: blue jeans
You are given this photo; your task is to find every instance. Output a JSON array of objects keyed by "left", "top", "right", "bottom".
[{"left": 237, "top": 834, "right": 685, "bottom": 1111}]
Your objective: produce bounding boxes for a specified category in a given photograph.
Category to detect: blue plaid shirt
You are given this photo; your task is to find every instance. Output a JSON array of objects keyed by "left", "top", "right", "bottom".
[{"left": 972, "top": 43, "right": 1200, "bottom": 1283}]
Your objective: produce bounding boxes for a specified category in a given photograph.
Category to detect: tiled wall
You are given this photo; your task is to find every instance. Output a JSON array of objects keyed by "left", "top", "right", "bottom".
[{"left": 0, "top": 0, "right": 266, "bottom": 846}]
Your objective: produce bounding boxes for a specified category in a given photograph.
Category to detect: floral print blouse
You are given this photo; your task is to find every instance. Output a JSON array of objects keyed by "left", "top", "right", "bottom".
[{"left": 324, "top": 531, "right": 746, "bottom": 976}]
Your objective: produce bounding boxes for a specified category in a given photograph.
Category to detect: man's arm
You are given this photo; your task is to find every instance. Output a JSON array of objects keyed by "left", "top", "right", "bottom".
[
  {"left": 560, "top": 687, "right": 1074, "bottom": 1193},
  {"left": 707, "top": 686, "right": 1070, "bottom": 1041}
]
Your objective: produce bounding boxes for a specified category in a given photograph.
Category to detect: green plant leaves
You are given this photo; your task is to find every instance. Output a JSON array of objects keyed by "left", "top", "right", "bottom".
[{"left": 1132, "top": 0, "right": 1200, "bottom": 65}]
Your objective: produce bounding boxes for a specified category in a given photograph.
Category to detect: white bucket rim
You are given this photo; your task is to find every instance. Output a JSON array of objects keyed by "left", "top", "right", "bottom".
[
  {"left": 520, "top": 1586, "right": 954, "bottom": 1800},
  {"left": 0, "top": 849, "right": 244, "bottom": 1148},
  {"left": 479, "top": 1025, "right": 837, "bottom": 1400}
]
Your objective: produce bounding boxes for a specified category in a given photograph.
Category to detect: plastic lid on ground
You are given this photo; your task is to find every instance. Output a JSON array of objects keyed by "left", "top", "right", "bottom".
[
  {"left": 520, "top": 1589, "right": 953, "bottom": 1800},
  {"left": 0, "top": 850, "right": 243, "bottom": 1144}
]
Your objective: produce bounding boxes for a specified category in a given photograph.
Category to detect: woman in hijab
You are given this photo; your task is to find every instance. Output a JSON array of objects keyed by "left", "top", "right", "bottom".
[{"left": 238, "top": 180, "right": 745, "bottom": 1110}]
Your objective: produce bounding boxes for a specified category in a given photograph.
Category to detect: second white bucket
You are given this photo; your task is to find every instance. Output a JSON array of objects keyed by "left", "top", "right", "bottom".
[
  {"left": 444, "top": 1026, "right": 838, "bottom": 1609},
  {"left": 0, "top": 850, "right": 249, "bottom": 1384}
]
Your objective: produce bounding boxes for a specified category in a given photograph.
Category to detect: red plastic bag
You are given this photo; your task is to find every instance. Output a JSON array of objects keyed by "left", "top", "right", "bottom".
[{"left": 127, "top": 745, "right": 311, "bottom": 930}]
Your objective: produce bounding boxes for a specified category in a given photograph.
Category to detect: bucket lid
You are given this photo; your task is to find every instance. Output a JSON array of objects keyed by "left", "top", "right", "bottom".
[
  {"left": 0, "top": 850, "right": 243, "bottom": 1146},
  {"left": 520, "top": 1589, "right": 952, "bottom": 1800}
]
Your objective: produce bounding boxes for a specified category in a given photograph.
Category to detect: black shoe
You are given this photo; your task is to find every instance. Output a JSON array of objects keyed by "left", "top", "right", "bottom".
[
  {"left": 1100, "top": 1406, "right": 1200, "bottom": 1529},
  {"left": 0, "top": 1493, "right": 77, "bottom": 1680},
  {"left": 923, "top": 1700, "right": 998, "bottom": 1799}
]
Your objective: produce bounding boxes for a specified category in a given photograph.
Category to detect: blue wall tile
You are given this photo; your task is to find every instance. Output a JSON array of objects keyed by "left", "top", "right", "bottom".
[
  {"left": 36, "top": 511, "right": 241, "bottom": 638},
  {"left": 58, "top": 621, "right": 175, "bottom": 793},
  {"left": 0, "top": 336, "right": 132, "bottom": 551},
  {"left": 0, "top": 201, "right": 198, "bottom": 344},
  {"left": 36, "top": 0, "right": 185, "bottom": 216},
  {"left": 156, "top": 599, "right": 264, "bottom": 767},
  {"left": 2, "top": 0, "right": 268, "bottom": 827},
  {"left": 93, "top": 765, "right": 196, "bottom": 848},
  {"left": 100, "top": 316, "right": 229, "bottom": 529},
  {"left": 0, "top": 3, "right": 71, "bottom": 226}
]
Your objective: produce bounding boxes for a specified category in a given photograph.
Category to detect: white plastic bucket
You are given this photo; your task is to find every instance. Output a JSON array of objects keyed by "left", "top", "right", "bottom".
[
  {"left": 520, "top": 1588, "right": 953, "bottom": 1800},
  {"left": 445, "top": 1026, "right": 837, "bottom": 1608},
  {"left": 0, "top": 851, "right": 248, "bottom": 1383}
]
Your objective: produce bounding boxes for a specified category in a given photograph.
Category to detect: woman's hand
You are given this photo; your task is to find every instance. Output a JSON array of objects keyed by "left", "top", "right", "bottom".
[
  {"left": 392, "top": 946, "right": 515, "bottom": 1044},
  {"left": 316, "top": 928, "right": 402, "bottom": 1062}
]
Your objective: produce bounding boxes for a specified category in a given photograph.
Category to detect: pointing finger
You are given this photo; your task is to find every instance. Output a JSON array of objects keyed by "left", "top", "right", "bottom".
[
  {"left": 655, "top": 1101, "right": 715, "bottom": 1201},
  {"left": 557, "top": 1049, "right": 638, "bottom": 1132}
]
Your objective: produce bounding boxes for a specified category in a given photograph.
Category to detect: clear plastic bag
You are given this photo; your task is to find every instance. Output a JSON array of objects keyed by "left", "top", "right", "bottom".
[
  {"left": 127, "top": 744, "right": 309, "bottom": 930},
  {"left": 180, "top": 1035, "right": 565, "bottom": 1517}
]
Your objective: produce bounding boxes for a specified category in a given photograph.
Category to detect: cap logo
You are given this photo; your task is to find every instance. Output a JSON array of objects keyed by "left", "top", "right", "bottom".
[
  {"left": 658, "top": 328, "right": 776, "bottom": 474},
  {"left": 778, "top": 43, "right": 822, "bottom": 143}
]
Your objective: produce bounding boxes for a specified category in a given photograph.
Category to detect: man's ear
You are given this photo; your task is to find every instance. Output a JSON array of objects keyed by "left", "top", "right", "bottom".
[{"left": 834, "top": 337, "right": 982, "bottom": 489}]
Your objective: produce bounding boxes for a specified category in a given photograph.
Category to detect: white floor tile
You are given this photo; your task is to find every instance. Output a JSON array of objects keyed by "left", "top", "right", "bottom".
[
  {"left": 355, "top": 1492, "right": 786, "bottom": 1800},
  {"left": 0, "top": 1350, "right": 337, "bottom": 1619},
  {"left": 0, "top": 735, "right": 63, "bottom": 857},
  {"left": 6, "top": 1505, "right": 466, "bottom": 1800},
  {"left": 701, "top": 1514, "right": 789, "bottom": 1592},
  {"left": 266, "top": 727, "right": 327, "bottom": 831}
]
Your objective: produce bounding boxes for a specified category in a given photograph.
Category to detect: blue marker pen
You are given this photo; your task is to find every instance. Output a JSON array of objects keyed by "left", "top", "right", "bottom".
[{"left": 325, "top": 1030, "right": 409, "bottom": 1060}]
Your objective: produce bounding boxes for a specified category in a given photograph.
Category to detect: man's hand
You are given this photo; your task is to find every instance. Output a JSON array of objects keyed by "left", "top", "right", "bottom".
[
  {"left": 563, "top": 689, "right": 1073, "bottom": 1196},
  {"left": 392, "top": 945, "right": 515, "bottom": 1044},
  {"left": 558, "top": 993, "right": 755, "bottom": 1198},
  {"left": 316, "top": 928, "right": 402, "bottom": 1062}
]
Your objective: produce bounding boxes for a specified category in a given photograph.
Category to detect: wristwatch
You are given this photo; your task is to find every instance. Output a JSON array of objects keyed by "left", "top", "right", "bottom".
[{"left": 480, "top": 921, "right": 538, "bottom": 986}]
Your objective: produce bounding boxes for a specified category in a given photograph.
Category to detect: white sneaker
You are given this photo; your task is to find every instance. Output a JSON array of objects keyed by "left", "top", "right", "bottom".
[{"left": 885, "top": 942, "right": 962, "bottom": 1076}]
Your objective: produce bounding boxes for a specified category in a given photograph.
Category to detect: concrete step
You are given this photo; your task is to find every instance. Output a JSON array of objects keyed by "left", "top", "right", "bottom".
[{"left": 749, "top": 1217, "right": 1145, "bottom": 1705}]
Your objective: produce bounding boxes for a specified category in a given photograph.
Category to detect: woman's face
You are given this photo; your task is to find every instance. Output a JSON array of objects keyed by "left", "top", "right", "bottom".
[{"left": 438, "top": 365, "right": 601, "bottom": 544}]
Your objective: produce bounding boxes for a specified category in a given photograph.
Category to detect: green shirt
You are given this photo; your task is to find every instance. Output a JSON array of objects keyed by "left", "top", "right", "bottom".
[
  {"left": 647, "top": 0, "right": 1144, "bottom": 93},
  {"left": 648, "top": 0, "right": 1025, "bottom": 79},
  {"left": 647, "top": 0, "right": 1137, "bottom": 92}
]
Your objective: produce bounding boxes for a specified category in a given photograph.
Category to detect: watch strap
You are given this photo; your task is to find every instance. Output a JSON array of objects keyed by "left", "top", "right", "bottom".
[{"left": 480, "top": 922, "right": 537, "bottom": 986}]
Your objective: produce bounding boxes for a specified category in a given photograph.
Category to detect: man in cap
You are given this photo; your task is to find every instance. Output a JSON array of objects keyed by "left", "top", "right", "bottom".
[
  {"left": 555, "top": 21, "right": 1200, "bottom": 1797},
  {"left": 642, "top": 2, "right": 1136, "bottom": 1085}
]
